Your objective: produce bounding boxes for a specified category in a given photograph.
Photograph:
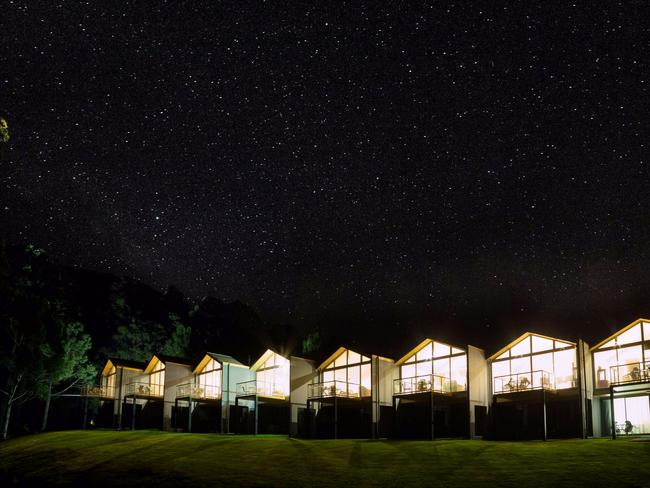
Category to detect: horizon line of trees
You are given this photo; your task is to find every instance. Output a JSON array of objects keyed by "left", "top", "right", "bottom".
[{"left": 0, "top": 241, "right": 323, "bottom": 441}]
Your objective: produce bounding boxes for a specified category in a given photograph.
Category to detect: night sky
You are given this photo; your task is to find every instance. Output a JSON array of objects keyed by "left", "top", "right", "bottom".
[{"left": 2, "top": 2, "right": 650, "bottom": 351}]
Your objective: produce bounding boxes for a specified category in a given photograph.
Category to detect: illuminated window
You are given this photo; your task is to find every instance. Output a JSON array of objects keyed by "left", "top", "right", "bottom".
[
  {"left": 102, "top": 366, "right": 116, "bottom": 397},
  {"left": 149, "top": 359, "right": 165, "bottom": 397},
  {"left": 399, "top": 341, "right": 467, "bottom": 393},
  {"left": 491, "top": 334, "right": 576, "bottom": 393},
  {"left": 614, "top": 396, "right": 650, "bottom": 434},
  {"left": 255, "top": 351, "right": 289, "bottom": 398},
  {"left": 592, "top": 322, "right": 650, "bottom": 387},
  {"left": 197, "top": 358, "right": 221, "bottom": 398},
  {"left": 321, "top": 349, "right": 371, "bottom": 397}
]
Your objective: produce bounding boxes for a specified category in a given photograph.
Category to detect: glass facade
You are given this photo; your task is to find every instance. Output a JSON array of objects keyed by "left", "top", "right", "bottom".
[
  {"left": 101, "top": 365, "right": 116, "bottom": 397},
  {"left": 614, "top": 396, "right": 650, "bottom": 435},
  {"left": 491, "top": 334, "right": 576, "bottom": 393},
  {"left": 149, "top": 359, "right": 165, "bottom": 397},
  {"left": 593, "top": 321, "right": 650, "bottom": 388},
  {"left": 397, "top": 340, "right": 467, "bottom": 394},
  {"left": 196, "top": 357, "right": 222, "bottom": 398},
  {"left": 320, "top": 349, "right": 372, "bottom": 397},
  {"left": 255, "top": 351, "right": 290, "bottom": 398}
]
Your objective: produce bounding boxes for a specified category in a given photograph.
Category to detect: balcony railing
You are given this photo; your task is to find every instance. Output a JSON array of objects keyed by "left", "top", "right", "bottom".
[
  {"left": 393, "top": 374, "right": 464, "bottom": 395},
  {"left": 81, "top": 384, "right": 115, "bottom": 399},
  {"left": 125, "top": 382, "right": 164, "bottom": 398},
  {"left": 307, "top": 380, "right": 369, "bottom": 399},
  {"left": 610, "top": 362, "right": 650, "bottom": 385},
  {"left": 493, "top": 370, "right": 554, "bottom": 394},
  {"left": 176, "top": 383, "right": 221, "bottom": 400},
  {"left": 236, "top": 380, "right": 288, "bottom": 399}
]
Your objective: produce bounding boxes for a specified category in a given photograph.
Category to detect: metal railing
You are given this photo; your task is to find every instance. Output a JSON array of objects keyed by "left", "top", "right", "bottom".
[
  {"left": 125, "top": 382, "right": 164, "bottom": 398},
  {"left": 307, "top": 380, "right": 368, "bottom": 399},
  {"left": 81, "top": 384, "right": 115, "bottom": 399},
  {"left": 493, "top": 370, "right": 554, "bottom": 394},
  {"left": 176, "top": 383, "right": 221, "bottom": 400},
  {"left": 393, "top": 374, "right": 463, "bottom": 395},
  {"left": 236, "top": 380, "right": 288, "bottom": 399},
  {"left": 610, "top": 362, "right": 650, "bottom": 385}
]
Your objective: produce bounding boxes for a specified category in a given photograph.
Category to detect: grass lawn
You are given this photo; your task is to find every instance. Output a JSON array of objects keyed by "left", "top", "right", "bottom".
[{"left": 1, "top": 431, "right": 649, "bottom": 487}]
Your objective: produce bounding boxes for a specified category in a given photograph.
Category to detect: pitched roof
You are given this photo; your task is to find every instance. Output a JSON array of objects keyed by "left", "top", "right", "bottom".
[
  {"left": 107, "top": 357, "right": 147, "bottom": 370},
  {"left": 487, "top": 332, "right": 575, "bottom": 361},
  {"left": 395, "top": 338, "right": 467, "bottom": 365},
  {"left": 193, "top": 352, "right": 248, "bottom": 373},
  {"left": 590, "top": 318, "right": 650, "bottom": 351},
  {"left": 316, "top": 345, "right": 394, "bottom": 370},
  {"left": 102, "top": 358, "right": 147, "bottom": 376},
  {"left": 143, "top": 354, "right": 193, "bottom": 374}
]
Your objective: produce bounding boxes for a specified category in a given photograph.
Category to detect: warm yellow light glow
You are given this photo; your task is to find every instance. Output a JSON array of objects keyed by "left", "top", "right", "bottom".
[
  {"left": 397, "top": 340, "right": 467, "bottom": 394},
  {"left": 255, "top": 351, "right": 290, "bottom": 398},
  {"left": 592, "top": 321, "right": 650, "bottom": 388},
  {"left": 491, "top": 334, "right": 576, "bottom": 393},
  {"left": 318, "top": 348, "right": 371, "bottom": 397}
]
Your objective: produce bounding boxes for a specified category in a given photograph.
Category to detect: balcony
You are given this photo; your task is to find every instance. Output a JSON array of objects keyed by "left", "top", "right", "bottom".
[
  {"left": 236, "top": 380, "right": 288, "bottom": 400},
  {"left": 393, "top": 374, "right": 463, "bottom": 395},
  {"left": 307, "top": 380, "right": 369, "bottom": 399},
  {"left": 125, "top": 382, "right": 163, "bottom": 398},
  {"left": 610, "top": 362, "right": 650, "bottom": 385},
  {"left": 493, "top": 370, "right": 554, "bottom": 394},
  {"left": 81, "top": 384, "right": 115, "bottom": 399},
  {"left": 176, "top": 383, "right": 221, "bottom": 400}
]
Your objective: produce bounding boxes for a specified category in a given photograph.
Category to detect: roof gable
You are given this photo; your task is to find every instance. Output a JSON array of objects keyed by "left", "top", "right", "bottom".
[
  {"left": 590, "top": 318, "right": 650, "bottom": 351},
  {"left": 488, "top": 332, "right": 575, "bottom": 361}
]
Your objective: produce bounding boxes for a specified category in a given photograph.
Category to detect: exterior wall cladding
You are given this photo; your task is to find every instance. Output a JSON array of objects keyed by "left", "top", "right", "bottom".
[{"left": 84, "top": 318, "right": 650, "bottom": 440}]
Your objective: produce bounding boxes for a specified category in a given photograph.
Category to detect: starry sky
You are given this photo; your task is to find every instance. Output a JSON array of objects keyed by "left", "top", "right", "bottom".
[{"left": 2, "top": 1, "right": 650, "bottom": 351}]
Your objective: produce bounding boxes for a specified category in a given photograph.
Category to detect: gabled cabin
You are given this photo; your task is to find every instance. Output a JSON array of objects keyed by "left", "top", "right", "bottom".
[
  {"left": 590, "top": 318, "right": 650, "bottom": 438},
  {"left": 81, "top": 358, "right": 146, "bottom": 428},
  {"left": 305, "top": 346, "right": 395, "bottom": 438},
  {"left": 488, "top": 332, "right": 590, "bottom": 440},
  {"left": 393, "top": 339, "right": 489, "bottom": 439},
  {"left": 234, "top": 349, "right": 315, "bottom": 435},
  {"left": 175, "top": 352, "right": 253, "bottom": 433},
  {"left": 123, "top": 354, "right": 193, "bottom": 430}
]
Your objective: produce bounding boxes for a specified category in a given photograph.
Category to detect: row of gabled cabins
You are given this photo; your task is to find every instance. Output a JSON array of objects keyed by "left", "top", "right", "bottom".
[{"left": 82, "top": 318, "right": 650, "bottom": 439}]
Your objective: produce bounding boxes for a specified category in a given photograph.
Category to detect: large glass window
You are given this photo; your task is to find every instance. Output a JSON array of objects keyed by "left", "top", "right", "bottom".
[
  {"left": 149, "top": 359, "right": 165, "bottom": 397},
  {"left": 255, "top": 352, "right": 289, "bottom": 398},
  {"left": 101, "top": 366, "right": 116, "bottom": 397},
  {"left": 323, "top": 349, "right": 371, "bottom": 397},
  {"left": 592, "top": 322, "right": 650, "bottom": 387},
  {"left": 197, "top": 357, "right": 221, "bottom": 398},
  {"left": 399, "top": 341, "right": 467, "bottom": 393},
  {"left": 614, "top": 396, "right": 650, "bottom": 435},
  {"left": 491, "top": 334, "right": 576, "bottom": 393}
]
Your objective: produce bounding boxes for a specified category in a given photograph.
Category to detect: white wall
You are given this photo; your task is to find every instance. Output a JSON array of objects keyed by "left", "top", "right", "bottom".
[
  {"left": 468, "top": 345, "right": 489, "bottom": 438},
  {"left": 289, "top": 356, "right": 316, "bottom": 435},
  {"left": 162, "top": 363, "right": 193, "bottom": 430},
  {"left": 221, "top": 362, "right": 255, "bottom": 432},
  {"left": 371, "top": 356, "right": 397, "bottom": 437}
]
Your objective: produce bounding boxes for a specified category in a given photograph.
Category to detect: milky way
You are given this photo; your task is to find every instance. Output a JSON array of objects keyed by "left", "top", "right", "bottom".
[{"left": 2, "top": 2, "right": 650, "bottom": 349}]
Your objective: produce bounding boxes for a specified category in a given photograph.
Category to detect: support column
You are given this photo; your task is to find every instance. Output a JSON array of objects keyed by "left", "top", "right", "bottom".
[
  {"left": 541, "top": 389, "right": 547, "bottom": 441},
  {"left": 82, "top": 398, "right": 89, "bottom": 429},
  {"left": 234, "top": 397, "right": 239, "bottom": 435},
  {"left": 306, "top": 399, "right": 311, "bottom": 439},
  {"left": 174, "top": 398, "right": 178, "bottom": 431},
  {"left": 254, "top": 396, "right": 259, "bottom": 435},
  {"left": 430, "top": 392, "right": 435, "bottom": 440},
  {"left": 610, "top": 385, "right": 616, "bottom": 440},
  {"left": 188, "top": 398, "right": 193, "bottom": 433},
  {"left": 334, "top": 396, "right": 338, "bottom": 439},
  {"left": 392, "top": 396, "right": 397, "bottom": 440},
  {"left": 131, "top": 398, "right": 136, "bottom": 431}
]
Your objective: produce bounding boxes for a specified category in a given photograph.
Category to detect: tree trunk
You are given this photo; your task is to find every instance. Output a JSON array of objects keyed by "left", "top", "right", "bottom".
[
  {"left": 41, "top": 380, "right": 52, "bottom": 432},
  {"left": 2, "top": 400, "right": 12, "bottom": 440}
]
